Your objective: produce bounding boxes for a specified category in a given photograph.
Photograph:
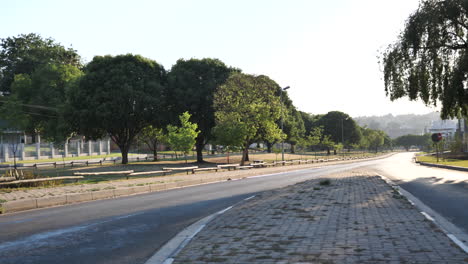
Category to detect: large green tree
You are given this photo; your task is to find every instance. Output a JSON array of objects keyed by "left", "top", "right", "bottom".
[
  {"left": 361, "top": 128, "right": 387, "bottom": 153},
  {"left": 0, "top": 33, "right": 81, "bottom": 93},
  {"left": 382, "top": 0, "right": 468, "bottom": 118},
  {"left": 284, "top": 108, "right": 305, "bottom": 153},
  {"left": 67, "top": 54, "right": 166, "bottom": 164},
  {"left": 213, "top": 73, "right": 283, "bottom": 165},
  {"left": 166, "top": 58, "right": 234, "bottom": 162},
  {"left": 316, "top": 111, "right": 362, "bottom": 147},
  {"left": 395, "top": 134, "right": 431, "bottom": 151},
  {"left": 0, "top": 63, "right": 82, "bottom": 141}
]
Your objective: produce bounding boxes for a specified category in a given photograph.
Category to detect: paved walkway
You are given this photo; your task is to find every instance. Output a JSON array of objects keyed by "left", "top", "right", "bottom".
[{"left": 173, "top": 169, "right": 468, "bottom": 264}]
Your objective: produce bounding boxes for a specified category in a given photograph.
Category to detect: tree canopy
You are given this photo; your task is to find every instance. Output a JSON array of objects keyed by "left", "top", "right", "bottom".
[
  {"left": 67, "top": 54, "right": 166, "bottom": 164},
  {"left": 395, "top": 134, "right": 431, "bottom": 151},
  {"left": 167, "top": 112, "right": 200, "bottom": 162},
  {"left": 0, "top": 33, "right": 81, "bottom": 93},
  {"left": 0, "top": 63, "right": 82, "bottom": 141},
  {"left": 316, "top": 111, "right": 362, "bottom": 146},
  {"left": 138, "top": 125, "right": 167, "bottom": 161},
  {"left": 213, "top": 73, "right": 283, "bottom": 165},
  {"left": 382, "top": 0, "right": 468, "bottom": 118},
  {"left": 166, "top": 58, "right": 234, "bottom": 162}
]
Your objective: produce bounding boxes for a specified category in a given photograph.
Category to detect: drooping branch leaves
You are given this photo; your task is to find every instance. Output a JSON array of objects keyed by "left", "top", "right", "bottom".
[{"left": 382, "top": 0, "right": 468, "bottom": 118}]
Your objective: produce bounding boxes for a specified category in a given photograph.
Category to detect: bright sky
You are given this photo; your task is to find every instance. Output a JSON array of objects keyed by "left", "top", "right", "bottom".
[{"left": 2, "top": 0, "right": 437, "bottom": 117}]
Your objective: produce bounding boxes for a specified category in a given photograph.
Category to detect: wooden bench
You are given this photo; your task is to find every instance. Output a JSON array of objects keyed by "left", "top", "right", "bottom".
[
  {"left": 0, "top": 176, "right": 84, "bottom": 187},
  {"left": 0, "top": 177, "right": 17, "bottom": 182},
  {"left": 73, "top": 170, "right": 134, "bottom": 176},
  {"left": 162, "top": 166, "right": 199, "bottom": 175},
  {"left": 193, "top": 167, "right": 219, "bottom": 173},
  {"left": 251, "top": 162, "right": 266, "bottom": 168},
  {"left": 127, "top": 170, "right": 171, "bottom": 179},
  {"left": 274, "top": 161, "right": 286, "bottom": 166},
  {"left": 217, "top": 164, "right": 240, "bottom": 171}
]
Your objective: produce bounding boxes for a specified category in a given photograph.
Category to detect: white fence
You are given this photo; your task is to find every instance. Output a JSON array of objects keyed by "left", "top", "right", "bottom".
[{"left": 0, "top": 139, "right": 111, "bottom": 162}]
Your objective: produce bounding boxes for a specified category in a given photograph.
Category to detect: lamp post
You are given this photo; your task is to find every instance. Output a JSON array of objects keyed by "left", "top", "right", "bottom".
[
  {"left": 341, "top": 117, "right": 349, "bottom": 157},
  {"left": 280, "top": 86, "right": 290, "bottom": 161}
]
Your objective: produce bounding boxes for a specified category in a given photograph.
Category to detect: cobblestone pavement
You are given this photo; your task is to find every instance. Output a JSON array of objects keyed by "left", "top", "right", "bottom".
[{"left": 173, "top": 170, "right": 468, "bottom": 264}]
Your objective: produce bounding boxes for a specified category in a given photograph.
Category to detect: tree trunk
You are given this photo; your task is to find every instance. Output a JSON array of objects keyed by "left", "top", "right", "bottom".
[
  {"left": 153, "top": 147, "right": 158, "bottom": 161},
  {"left": 195, "top": 137, "right": 205, "bottom": 163},
  {"left": 241, "top": 143, "right": 249, "bottom": 166},
  {"left": 327, "top": 147, "right": 330, "bottom": 155},
  {"left": 121, "top": 145, "right": 129, "bottom": 164},
  {"left": 333, "top": 149, "right": 337, "bottom": 155},
  {"left": 245, "top": 146, "right": 250, "bottom": 161},
  {"left": 291, "top": 144, "right": 296, "bottom": 154},
  {"left": 266, "top": 142, "right": 272, "bottom": 153}
]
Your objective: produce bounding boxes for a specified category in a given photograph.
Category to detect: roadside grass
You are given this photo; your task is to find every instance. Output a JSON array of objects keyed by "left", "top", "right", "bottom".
[
  {"left": 416, "top": 155, "right": 468, "bottom": 168},
  {"left": 0, "top": 151, "right": 389, "bottom": 190}
]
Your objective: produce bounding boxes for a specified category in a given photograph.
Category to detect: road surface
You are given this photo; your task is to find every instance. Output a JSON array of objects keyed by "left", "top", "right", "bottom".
[{"left": 0, "top": 153, "right": 466, "bottom": 263}]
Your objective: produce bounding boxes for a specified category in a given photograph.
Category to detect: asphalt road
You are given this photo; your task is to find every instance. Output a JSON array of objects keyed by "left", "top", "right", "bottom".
[
  {"left": 371, "top": 152, "right": 468, "bottom": 234},
  {"left": 0, "top": 153, "right": 466, "bottom": 263}
]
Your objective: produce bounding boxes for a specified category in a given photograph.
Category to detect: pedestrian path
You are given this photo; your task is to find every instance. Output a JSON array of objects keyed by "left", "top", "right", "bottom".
[{"left": 173, "top": 169, "right": 468, "bottom": 263}]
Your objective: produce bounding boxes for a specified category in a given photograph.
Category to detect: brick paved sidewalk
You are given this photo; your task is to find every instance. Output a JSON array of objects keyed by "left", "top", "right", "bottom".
[{"left": 173, "top": 170, "right": 468, "bottom": 264}]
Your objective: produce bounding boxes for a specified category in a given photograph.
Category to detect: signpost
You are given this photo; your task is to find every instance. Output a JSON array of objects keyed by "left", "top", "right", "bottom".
[{"left": 431, "top": 133, "right": 443, "bottom": 162}]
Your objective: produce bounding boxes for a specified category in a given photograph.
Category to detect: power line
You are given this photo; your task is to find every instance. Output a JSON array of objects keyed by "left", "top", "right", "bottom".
[{"left": 0, "top": 99, "right": 59, "bottom": 111}]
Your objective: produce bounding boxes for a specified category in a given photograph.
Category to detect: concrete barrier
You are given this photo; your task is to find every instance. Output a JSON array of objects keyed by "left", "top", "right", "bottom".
[
  {"left": 131, "top": 185, "right": 150, "bottom": 194},
  {"left": 113, "top": 188, "right": 133, "bottom": 197},
  {"left": 164, "top": 182, "right": 179, "bottom": 189},
  {"left": 149, "top": 184, "right": 166, "bottom": 192},
  {"left": 3, "top": 199, "right": 37, "bottom": 213},
  {"left": 92, "top": 190, "right": 115, "bottom": 200},
  {"left": 66, "top": 193, "right": 93, "bottom": 204},
  {"left": 37, "top": 196, "right": 67, "bottom": 208}
]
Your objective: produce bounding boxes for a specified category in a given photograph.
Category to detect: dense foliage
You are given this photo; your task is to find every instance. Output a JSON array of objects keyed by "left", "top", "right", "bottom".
[
  {"left": 0, "top": 33, "right": 395, "bottom": 164},
  {"left": 166, "top": 58, "right": 234, "bottom": 162},
  {"left": 382, "top": 0, "right": 468, "bottom": 118},
  {"left": 66, "top": 54, "right": 166, "bottom": 164},
  {"left": 213, "top": 73, "right": 283, "bottom": 165},
  {"left": 0, "top": 33, "right": 81, "bottom": 93}
]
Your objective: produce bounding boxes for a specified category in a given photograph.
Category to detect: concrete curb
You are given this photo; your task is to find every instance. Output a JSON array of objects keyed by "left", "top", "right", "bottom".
[
  {"left": 417, "top": 161, "right": 468, "bottom": 172},
  {"left": 0, "top": 154, "right": 393, "bottom": 214},
  {"left": 145, "top": 196, "right": 254, "bottom": 264}
]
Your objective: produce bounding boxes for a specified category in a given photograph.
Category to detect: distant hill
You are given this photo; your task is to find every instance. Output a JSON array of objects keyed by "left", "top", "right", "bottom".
[{"left": 354, "top": 112, "right": 456, "bottom": 139}]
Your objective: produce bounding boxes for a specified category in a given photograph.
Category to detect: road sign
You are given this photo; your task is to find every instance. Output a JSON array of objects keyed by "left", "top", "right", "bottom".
[{"left": 431, "top": 133, "right": 443, "bottom": 142}]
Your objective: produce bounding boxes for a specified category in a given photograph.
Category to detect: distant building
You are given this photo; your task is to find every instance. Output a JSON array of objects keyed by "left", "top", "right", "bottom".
[{"left": 427, "top": 120, "right": 457, "bottom": 141}]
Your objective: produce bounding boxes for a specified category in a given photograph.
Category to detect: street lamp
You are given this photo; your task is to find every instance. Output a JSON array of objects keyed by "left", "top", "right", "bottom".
[
  {"left": 341, "top": 117, "right": 349, "bottom": 157},
  {"left": 280, "top": 86, "right": 290, "bottom": 161}
]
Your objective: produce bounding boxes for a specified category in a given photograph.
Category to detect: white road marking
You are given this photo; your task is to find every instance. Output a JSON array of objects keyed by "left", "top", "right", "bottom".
[
  {"left": 447, "top": 234, "right": 468, "bottom": 254},
  {"left": 244, "top": 195, "right": 255, "bottom": 201},
  {"left": 421, "top": 212, "right": 435, "bottom": 222}
]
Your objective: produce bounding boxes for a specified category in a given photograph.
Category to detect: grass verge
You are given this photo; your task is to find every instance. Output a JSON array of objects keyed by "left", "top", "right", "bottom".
[{"left": 416, "top": 155, "right": 468, "bottom": 168}]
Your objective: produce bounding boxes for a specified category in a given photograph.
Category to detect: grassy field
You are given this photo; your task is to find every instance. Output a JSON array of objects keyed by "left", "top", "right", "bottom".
[
  {"left": 416, "top": 155, "right": 468, "bottom": 168},
  {"left": 0, "top": 151, "right": 387, "bottom": 187}
]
